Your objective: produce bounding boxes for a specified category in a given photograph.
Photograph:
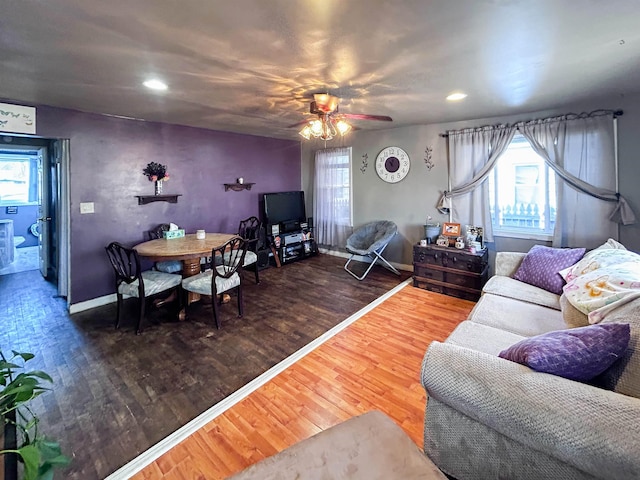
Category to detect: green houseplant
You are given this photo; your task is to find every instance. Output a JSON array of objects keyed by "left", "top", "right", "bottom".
[{"left": 0, "top": 350, "right": 69, "bottom": 480}]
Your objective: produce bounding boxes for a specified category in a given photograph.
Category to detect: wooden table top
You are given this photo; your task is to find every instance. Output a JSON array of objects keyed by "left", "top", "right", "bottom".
[{"left": 134, "top": 233, "right": 237, "bottom": 261}]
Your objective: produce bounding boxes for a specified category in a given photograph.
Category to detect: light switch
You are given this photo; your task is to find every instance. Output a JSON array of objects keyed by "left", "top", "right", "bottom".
[{"left": 80, "top": 202, "right": 95, "bottom": 214}]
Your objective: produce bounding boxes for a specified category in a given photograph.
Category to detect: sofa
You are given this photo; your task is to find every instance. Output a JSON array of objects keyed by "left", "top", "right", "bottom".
[{"left": 420, "top": 247, "right": 640, "bottom": 480}]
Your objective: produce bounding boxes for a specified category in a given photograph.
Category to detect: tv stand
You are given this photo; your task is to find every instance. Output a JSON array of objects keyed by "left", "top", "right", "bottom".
[{"left": 271, "top": 230, "right": 317, "bottom": 266}]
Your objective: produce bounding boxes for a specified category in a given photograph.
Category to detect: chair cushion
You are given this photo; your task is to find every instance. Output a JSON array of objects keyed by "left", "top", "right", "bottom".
[
  {"left": 155, "top": 260, "right": 183, "bottom": 274},
  {"left": 118, "top": 270, "right": 182, "bottom": 297},
  {"left": 346, "top": 221, "right": 397, "bottom": 255},
  {"left": 222, "top": 250, "right": 257, "bottom": 267},
  {"left": 181, "top": 268, "right": 240, "bottom": 295}
]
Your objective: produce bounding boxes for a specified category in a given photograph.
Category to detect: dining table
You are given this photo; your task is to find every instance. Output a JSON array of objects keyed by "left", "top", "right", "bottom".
[{"left": 134, "top": 232, "right": 237, "bottom": 308}]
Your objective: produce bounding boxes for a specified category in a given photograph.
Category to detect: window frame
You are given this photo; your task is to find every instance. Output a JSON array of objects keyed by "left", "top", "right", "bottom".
[
  {"left": 0, "top": 152, "right": 40, "bottom": 206},
  {"left": 489, "top": 134, "right": 556, "bottom": 241}
]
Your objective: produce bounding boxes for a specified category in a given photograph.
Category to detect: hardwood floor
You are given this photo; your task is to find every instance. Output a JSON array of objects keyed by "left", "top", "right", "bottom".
[
  {"left": 131, "top": 282, "right": 474, "bottom": 479},
  {"left": 0, "top": 254, "right": 413, "bottom": 479}
]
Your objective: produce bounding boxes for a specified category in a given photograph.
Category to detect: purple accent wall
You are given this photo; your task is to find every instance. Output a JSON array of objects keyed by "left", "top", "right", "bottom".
[{"left": 34, "top": 105, "right": 301, "bottom": 304}]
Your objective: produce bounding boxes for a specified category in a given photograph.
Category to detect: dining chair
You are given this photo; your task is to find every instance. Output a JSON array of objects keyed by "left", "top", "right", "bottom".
[
  {"left": 147, "top": 224, "right": 183, "bottom": 274},
  {"left": 234, "top": 216, "right": 263, "bottom": 283},
  {"left": 181, "top": 236, "right": 247, "bottom": 329},
  {"left": 105, "top": 242, "right": 182, "bottom": 334}
]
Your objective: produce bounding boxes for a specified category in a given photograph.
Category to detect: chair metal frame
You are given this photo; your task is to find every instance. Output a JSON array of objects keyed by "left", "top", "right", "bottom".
[
  {"left": 105, "top": 241, "right": 181, "bottom": 334},
  {"left": 343, "top": 222, "right": 401, "bottom": 281}
]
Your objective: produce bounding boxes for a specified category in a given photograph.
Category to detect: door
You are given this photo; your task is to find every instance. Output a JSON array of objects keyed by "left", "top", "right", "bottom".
[{"left": 37, "top": 148, "right": 50, "bottom": 277}]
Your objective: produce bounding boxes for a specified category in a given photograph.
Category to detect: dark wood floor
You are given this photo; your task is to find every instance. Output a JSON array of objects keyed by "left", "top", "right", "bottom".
[{"left": 0, "top": 254, "right": 410, "bottom": 479}]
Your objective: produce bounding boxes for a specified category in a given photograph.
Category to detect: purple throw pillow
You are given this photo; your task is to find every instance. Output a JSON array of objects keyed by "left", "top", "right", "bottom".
[
  {"left": 499, "top": 323, "right": 630, "bottom": 382},
  {"left": 513, "top": 245, "right": 586, "bottom": 294}
]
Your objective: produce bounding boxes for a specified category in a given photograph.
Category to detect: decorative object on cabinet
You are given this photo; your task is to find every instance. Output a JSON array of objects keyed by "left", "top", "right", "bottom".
[
  {"left": 442, "top": 222, "right": 461, "bottom": 236},
  {"left": 224, "top": 182, "right": 255, "bottom": 192},
  {"left": 413, "top": 243, "right": 489, "bottom": 301},
  {"left": 375, "top": 146, "right": 410, "bottom": 183},
  {"left": 424, "top": 145, "right": 434, "bottom": 171}
]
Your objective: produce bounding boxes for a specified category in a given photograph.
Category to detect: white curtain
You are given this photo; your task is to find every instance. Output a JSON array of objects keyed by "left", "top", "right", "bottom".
[
  {"left": 313, "top": 147, "right": 352, "bottom": 247},
  {"left": 519, "top": 113, "right": 636, "bottom": 248},
  {"left": 438, "top": 126, "right": 516, "bottom": 242}
]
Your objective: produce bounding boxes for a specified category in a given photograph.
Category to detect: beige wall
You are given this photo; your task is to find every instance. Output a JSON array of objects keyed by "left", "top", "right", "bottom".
[{"left": 302, "top": 92, "right": 640, "bottom": 267}]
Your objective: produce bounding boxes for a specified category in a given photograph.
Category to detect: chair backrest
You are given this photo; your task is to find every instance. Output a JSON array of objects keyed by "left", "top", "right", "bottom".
[
  {"left": 237, "top": 216, "right": 263, "bottom": 251},
  {"left": 148, "top": 223, "right": 172, "bottom": 240},
  {"left": 105, "top": 242, "right": 144, "bottom": 294},
  {"left": 212, "top": 236, "right": 247, "bottom": 280}
]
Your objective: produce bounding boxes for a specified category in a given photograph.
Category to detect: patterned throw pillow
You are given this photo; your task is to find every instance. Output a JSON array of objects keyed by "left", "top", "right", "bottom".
[
  {"left": 499, "top": 323, "right": 630, "bottom": 382},
  {"left": 513, "top": 245, "right": 586, "bottom": 295}
]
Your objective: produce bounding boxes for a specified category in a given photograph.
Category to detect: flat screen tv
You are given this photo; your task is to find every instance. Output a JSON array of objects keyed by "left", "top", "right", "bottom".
[{"left": 263, "top": 191, "right": 306, "bottom": 233}]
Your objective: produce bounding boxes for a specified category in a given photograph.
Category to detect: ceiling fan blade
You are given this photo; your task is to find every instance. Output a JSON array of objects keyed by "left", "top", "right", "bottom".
[
  {"left": 341, "top": 113, "right": 393, "bottom": 122},
  {"left": 286, "top": 119, "right": 311, "bottom": 128}
]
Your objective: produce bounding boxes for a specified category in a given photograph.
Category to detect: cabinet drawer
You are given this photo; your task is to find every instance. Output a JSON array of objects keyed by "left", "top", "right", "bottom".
[
  {"left": 413, "top": 264, "right": 444, "bottom": 282},
  {"left": 445, "top": 269, "right": 487, "bottom": 289},
  {"left": 413, "top": 247, "right": 486, "bottom": 274},
  {"left": 412, "top": 277, "right": 481, "bottom": 301}
]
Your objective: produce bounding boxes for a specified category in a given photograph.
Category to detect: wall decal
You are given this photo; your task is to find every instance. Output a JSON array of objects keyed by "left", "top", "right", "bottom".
[
  {"left": 360, "top": 153, "right": 368, "bottom": 174},
  {"left": 424, "top": 145, "right": 434, "bottom": 171},
  {"left": 0, "top": 102, "right": 36, "bottom": 134}
]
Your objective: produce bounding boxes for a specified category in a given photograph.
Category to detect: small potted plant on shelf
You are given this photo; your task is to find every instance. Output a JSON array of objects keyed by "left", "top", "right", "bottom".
[
  {"left": 1, "top": 350, "right": 69, "bottom": 480},
  {"left": 142, "top": 162, "right": 170, "bottom": 195}
]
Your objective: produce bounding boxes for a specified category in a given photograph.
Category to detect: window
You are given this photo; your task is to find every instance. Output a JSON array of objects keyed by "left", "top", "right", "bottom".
[
  {"left": 0, "top": 152, "right": 40, "bottom": 206},
  {"left": 489, "top": 135, "right": 556, "bottom": 239},
  {"left": 313, "top": 147, "right": 353, "bottom": 246}
]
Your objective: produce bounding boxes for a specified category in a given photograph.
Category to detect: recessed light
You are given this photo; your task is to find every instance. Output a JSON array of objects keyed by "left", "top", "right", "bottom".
[
  {"left": 143, "top": 79, "right": 168, "bottom": 91},
  {"left": 446, "top": 92, "right": 467, "bottom": 101}
]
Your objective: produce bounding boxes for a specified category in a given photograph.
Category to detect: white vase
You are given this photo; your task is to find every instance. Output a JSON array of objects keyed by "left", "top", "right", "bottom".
[{"left": 155, "top": 180, "right": 163, "bottom": 195}]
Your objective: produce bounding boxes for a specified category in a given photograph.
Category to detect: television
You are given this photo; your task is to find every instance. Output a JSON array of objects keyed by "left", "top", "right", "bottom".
[{"left": 263, "top": 191, "right": 306, "bottom": 233}]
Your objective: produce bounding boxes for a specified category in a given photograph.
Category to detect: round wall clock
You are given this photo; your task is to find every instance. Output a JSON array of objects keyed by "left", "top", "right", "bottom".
[{"left": 375, "top": 146, "right": 410, "bottom": 183}]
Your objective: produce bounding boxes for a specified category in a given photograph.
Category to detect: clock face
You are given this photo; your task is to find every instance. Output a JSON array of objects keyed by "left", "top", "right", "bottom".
[{"left": 376, "top": 146, "right": 410, "bottom": 183}]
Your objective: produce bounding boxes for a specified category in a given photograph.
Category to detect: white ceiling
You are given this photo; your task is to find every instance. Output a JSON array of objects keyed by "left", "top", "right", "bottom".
[{"left": 1, "top": 0, "right": 640, "bottom": 140}]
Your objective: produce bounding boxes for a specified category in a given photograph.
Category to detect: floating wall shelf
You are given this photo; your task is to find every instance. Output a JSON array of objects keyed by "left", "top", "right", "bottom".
[
  {"left": 224, "top": 182, "right": 255, "bottom": 192},
  {"left": 135, "top": 194, "right": 182, "bottom": 205}
]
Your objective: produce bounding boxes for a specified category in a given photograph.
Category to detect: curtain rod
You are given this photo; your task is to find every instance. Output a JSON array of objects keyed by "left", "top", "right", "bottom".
[{"left": 439, "top": 109, "right": 624, "bottom": 137}]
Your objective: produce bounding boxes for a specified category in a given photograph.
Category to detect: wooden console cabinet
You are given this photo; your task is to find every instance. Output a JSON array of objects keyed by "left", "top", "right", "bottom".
[{"left": 413, "top": 244, "right": 488, "bottom": 301}]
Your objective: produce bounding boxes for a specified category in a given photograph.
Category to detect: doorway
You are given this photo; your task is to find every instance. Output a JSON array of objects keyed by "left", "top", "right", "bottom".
[{"left": 0, "top": 135, "right": 70, "bottom": 303}]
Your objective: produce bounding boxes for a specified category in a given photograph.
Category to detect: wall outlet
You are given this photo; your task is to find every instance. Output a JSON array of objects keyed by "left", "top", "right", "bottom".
[{"left": 80, "top": 202, "right": 95, "bottom": 214}]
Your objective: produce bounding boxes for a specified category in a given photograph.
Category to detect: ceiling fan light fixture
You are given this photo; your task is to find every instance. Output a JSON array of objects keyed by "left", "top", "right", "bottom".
[
  {"left": 298, "top": 125, "right": 312, "bottom": 140},
  {"left": 446, "top": 92, "right": 467, "bottom": 101},
  {"left": 336, "top": 119, "right": 352, "bottom": 135}
]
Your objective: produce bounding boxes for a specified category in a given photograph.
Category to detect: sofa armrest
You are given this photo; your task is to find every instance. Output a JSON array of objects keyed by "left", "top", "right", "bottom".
[
  {"left": 494, "top": 251, "right": 526, "bottom": 277},
  {"left": 421, "top": 342, "right": 640, "bottom": 480}
]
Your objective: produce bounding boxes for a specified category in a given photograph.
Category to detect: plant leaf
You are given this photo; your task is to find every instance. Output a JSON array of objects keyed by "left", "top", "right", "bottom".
[
  {"left": 27, "top": 370, "right": 54, "bottom": 383},
  {"left": 17, "top": 444, "right": 41, "bottom": 480}
]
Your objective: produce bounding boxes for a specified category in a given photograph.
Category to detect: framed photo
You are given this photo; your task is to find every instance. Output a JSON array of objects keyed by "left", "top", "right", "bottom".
[{"left": 442, "top": 222, "right": 461, "bottom": 237}]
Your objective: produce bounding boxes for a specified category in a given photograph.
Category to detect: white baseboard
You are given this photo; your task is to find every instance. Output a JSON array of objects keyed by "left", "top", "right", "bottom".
[
  {"left": 105, "top": 278, "right": 411, "bottom": 480},
  {"left": 69, "top": 294, "right": 116, "bottom": 314},
  {"left": 320, "top": 248, "right": 413, "bottom": 272}
]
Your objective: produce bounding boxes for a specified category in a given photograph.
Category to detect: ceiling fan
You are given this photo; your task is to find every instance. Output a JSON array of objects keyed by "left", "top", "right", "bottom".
[{"left": 289, "top": 93, "right": 392, "bottom": 140}]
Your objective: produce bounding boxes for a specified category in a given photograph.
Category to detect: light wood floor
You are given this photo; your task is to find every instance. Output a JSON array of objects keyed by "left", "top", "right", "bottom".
[{"left": 133, "top": 285, "right": 474, "bottom": 479}]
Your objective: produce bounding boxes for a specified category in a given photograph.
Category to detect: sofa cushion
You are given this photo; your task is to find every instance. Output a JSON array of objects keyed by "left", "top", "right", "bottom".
[
  {"left": 482, "top": 275, "right": 561, "bottom": 310},
  {"left": 559, "top": 293, "right": 589, "bottom": 328},
  {"left": 469, "top": 293, "right": 566, "bottom": 337},
  {"left": 513, "top": 245, "right": 585, "bottom": 294},
  {"left": 598, "top": 301, "right": 640, "bottom": 399},
  {"left": 446, "top": 320, "right": 526, "bottom": 355},
  {"left": 499, "top": 323, "right": 630, "bottom": 382}
]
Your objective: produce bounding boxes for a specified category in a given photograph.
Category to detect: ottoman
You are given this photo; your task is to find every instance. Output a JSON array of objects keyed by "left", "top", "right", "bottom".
[{"left": 228, "top": 410, "right": 446, "bottom": 479}]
